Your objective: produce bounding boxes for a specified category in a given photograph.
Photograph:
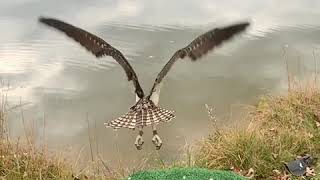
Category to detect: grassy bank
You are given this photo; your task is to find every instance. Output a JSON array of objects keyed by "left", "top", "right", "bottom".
[
  {"left": 195, "top": 83, "right": 320, "bottom": 179},
  {"left": 0, "top": 139, "right": 119, "bottom": 179},
  {"left": 1, "top": 80, "right": 320, "bottom": 179}
]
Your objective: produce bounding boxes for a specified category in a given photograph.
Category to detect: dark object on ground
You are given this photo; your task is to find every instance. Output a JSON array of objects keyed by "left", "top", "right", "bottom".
[{"left": 285, "top": 155, "right": 314, "bottom": 176}]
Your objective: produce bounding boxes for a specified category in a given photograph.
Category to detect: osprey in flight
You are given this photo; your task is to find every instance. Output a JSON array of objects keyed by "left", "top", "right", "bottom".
[{"left": 39, "top": 17, "right": 249, "bottom": 150}]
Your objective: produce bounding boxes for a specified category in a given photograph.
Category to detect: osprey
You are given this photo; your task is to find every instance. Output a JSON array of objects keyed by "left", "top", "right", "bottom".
[{"left": 39, "top": 17, "right": 249, "bottom": 150}]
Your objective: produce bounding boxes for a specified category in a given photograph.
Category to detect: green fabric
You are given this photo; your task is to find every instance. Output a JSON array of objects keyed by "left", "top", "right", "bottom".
[{"left": 126, "top": 168, "right": 246, "bottom": 180}]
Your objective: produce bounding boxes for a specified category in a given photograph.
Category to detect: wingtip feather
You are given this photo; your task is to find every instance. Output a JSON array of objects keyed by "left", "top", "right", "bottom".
[
  {"left": 38, "top": 16, "right": 52, "bottom": 24},
  {"left": 234, "top": 21, "right": 250, "bottom": 31}
]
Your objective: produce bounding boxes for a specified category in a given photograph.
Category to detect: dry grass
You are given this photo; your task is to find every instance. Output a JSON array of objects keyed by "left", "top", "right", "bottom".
[
  {"left": 195, "top": 80, "right": 320, "bottom": 179},
  {"left": 0, "top": 92, "right": 135, "bottom": 180},
  {"left": 0, "top": 140, "right": 73, "bottom": 179},
  {"left": 0, "top": 93, "right": 72, "bottom": 179}
]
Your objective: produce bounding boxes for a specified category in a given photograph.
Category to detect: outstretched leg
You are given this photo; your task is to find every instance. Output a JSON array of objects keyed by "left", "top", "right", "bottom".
[
  {"left": 152, "top": 125, "right": 162, "bottom": 150},
  {"left": 134, "top": 127, "right": 144, "bottom": 150}
]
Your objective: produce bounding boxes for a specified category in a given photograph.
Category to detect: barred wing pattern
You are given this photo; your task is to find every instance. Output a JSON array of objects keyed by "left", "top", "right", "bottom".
[
  {"left": 148, "top": 22, "right": 250, "bottom": 97},
  {"left": 105, "top": 99, "right": 175, "bottom": 129},
  {"left": 39, "top": 17, "right": 145, "bottom": 98}
]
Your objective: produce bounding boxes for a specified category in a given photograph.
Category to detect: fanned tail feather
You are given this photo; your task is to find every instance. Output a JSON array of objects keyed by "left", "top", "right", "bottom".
[
  {"left": 104, "top": 110, "right": 137, "bottom": 129},
  {"left": 105, "top": 106, "right": 175, "bottom": 130},
  {"left": 155, "top": 107, "right": 175, "bottom": 123}
]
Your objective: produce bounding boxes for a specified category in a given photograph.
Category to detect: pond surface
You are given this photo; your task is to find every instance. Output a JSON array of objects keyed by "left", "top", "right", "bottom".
[{"left": 1, "top": 0, "right": 320, "bottom": 167}]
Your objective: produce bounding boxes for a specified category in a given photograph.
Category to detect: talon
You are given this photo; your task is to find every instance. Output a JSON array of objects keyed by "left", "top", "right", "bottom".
[
  {"left": 135, "top": 135, "right": 144, "bottom": 150},
  {"left": 152, "top": 134, "right": 162, "bottom": 150},
  {"left": 156, "top": 143, "right": 162, "bottom": 150}
]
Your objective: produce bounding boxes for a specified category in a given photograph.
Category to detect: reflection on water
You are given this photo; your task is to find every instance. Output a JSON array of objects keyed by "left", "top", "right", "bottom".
[{"left": 1, "top": 0, "right": 320, "bottom": 166}]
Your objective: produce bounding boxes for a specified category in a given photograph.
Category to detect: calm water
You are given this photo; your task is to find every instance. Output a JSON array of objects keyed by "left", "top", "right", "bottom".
[{"left": 1, "top": 0, "right": 320, "bottom": 167}]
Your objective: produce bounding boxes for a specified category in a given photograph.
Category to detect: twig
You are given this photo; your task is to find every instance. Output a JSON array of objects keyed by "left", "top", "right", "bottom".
[
  {"left": 42, "top": 112, "right": 47, "bottom": 155},
  {"left": 98, "top": 154, "right": 113, "bottom": 175},
  {"left": 94, "top": 119, "right": 99, "bottom": 160},
  {"left": 19, "top": 97, "right": 32, "bottom": 149},
  {"left": 313, "top": 49, "right": 318, "bottom": 84},
  {"left": 72, "top": 145, "right": 86, "bottom": 171},
  {"left": 86, "top": 112, "right": 95, "bottom": 179},
  {"left": 86, "top": 112, "right": 94, "bottom": 162},
  {"left": 283, "top": 46, "right": 291, "bottom": 92},
  {"left": 205, "top": 104, "right": 217, "bottom": 129},
  {"left": 93, "top": 118, "right": 100, "bottom": 175}
]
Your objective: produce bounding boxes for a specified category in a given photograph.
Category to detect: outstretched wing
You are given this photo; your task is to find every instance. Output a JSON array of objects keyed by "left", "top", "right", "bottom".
[
  {"left": 39, "top": 17, "right": 145, "bottom": 98},
  {"left": 148, "top": 22, "right": 250, "bottom": 100}
]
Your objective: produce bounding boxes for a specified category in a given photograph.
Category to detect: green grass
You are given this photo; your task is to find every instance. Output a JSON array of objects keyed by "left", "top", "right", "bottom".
[
  {"left": 195, "top": 88, "right": 320, "bottom": 179},
  {"left": 127, "top": 168, "right": 246, "bottom": 180}
]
